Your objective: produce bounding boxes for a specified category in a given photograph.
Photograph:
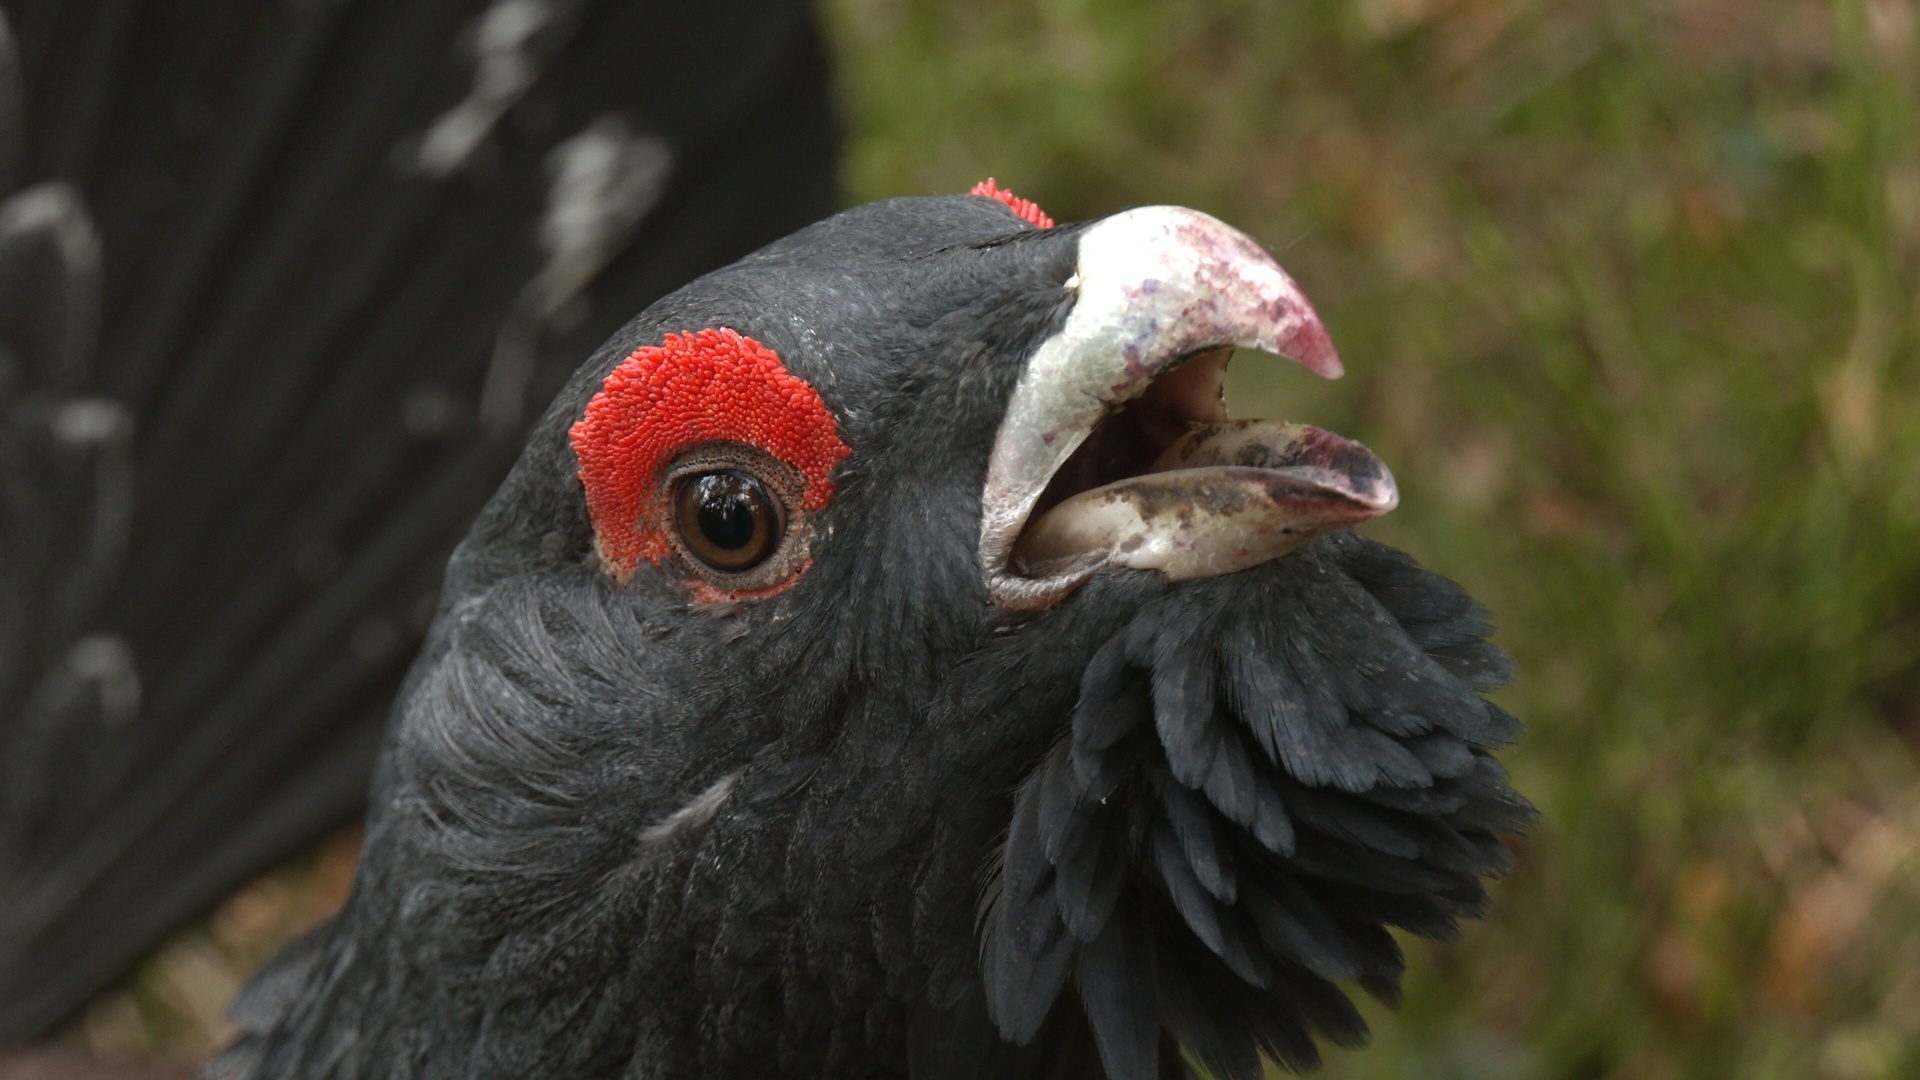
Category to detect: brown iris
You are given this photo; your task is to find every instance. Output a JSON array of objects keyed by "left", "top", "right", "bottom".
[{"left": 672, "top": 470, "right": 785, "bottom": 572}]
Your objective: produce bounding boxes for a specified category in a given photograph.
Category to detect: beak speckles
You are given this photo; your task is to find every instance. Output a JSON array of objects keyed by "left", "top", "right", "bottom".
[
  {"left": 979, "top": 206, "right": 1368, "bottom": 610},
  {"left": 1011, "top": 421, "right": 1398, "bottom": 582}
]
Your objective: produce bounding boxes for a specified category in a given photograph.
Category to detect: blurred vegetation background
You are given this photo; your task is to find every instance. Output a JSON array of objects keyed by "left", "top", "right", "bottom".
[{"left": 68, "top": 0, "right": 1920, "bottom": 1077}]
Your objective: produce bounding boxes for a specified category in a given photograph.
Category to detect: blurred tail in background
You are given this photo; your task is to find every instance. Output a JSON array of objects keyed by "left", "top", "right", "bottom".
[{"left": 0, "top": 0, "right": 836, "bottom": 1042}]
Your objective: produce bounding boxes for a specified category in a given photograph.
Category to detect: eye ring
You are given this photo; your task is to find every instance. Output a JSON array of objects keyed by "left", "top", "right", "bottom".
[{"left": 672, "top": 470, "right": 786, "bottom": 572}]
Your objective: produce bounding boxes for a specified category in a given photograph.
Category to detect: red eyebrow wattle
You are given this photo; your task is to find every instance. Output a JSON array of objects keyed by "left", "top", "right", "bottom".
[
  {"left": 970, "top": 178, "right": 1055, "bottom": 229},
  {"left": 570, "top": 327, "right": 848, "bottom": 581}
]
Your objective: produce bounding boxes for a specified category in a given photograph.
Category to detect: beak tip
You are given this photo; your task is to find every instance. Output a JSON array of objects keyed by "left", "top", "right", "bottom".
[
  {"left": 1281, "top": 318, "right": 1344, "bottom": 379},
  {"left": 1353, "top": 454, "right": 1399, "bottom": 517}
]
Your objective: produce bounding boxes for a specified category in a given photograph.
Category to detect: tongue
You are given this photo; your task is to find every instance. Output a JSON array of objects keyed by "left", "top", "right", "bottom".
[{"left": 1010, "top": 419, "right": 1398, "bottom": 581}]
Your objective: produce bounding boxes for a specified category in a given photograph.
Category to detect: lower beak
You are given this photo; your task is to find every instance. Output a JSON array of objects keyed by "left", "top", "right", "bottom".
[{"left": 1009, "top": 419, "right": 1397, "bottom": 581}]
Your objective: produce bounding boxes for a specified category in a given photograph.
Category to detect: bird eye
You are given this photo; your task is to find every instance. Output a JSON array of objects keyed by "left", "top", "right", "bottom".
[{"left": 672, "top": 470, "right": 786, "bottom": 572}]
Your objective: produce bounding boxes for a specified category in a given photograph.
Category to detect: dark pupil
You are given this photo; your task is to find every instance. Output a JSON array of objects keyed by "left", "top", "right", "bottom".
[{"left": 694, "top": 473, "right": 762, "bottom": 550}]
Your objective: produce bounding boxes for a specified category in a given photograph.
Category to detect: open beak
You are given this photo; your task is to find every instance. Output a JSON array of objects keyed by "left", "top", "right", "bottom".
[{"left": 978, "top": 206, "right": 1397, "bottom": 611}]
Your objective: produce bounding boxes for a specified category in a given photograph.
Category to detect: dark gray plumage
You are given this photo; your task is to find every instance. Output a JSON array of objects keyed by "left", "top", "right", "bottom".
[
  {"left": 0, "top": 0, "right": 836, "bottom": 1039},
  {"left": 212, "top": 195, "right": 1533, "bottom": 1079}
]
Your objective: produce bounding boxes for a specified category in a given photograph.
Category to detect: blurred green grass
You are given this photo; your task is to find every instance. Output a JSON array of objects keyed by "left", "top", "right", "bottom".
[
  {"left": 71, "top": 1, "right": 1920, "bottom": 1075},
  {"left": 821, "top": 0, "right": 1920, "bottom": 1076}
]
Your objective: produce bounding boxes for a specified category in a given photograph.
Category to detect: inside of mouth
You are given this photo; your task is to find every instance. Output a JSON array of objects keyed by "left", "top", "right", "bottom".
[{"left": 1027, "top": 345, "right": 1235, "bottom": 519}]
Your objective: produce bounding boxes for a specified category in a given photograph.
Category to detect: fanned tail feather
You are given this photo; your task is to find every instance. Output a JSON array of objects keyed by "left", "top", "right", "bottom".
[{"left": 0, "top": 0, "right": 836, "bottom": 1039}]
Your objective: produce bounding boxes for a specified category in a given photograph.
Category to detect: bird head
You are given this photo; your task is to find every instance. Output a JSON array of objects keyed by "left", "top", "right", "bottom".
[
  {"left": 223, "top": 188, "right": 1531, "bottom": 1080},
  {"left": 472, "top": 189, "right": 1390, "bottom": 634}
]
